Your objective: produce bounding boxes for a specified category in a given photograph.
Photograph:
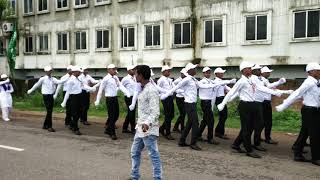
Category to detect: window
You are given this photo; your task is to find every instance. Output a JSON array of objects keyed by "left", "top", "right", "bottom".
[
  {"left": 145, "top": 24, "right": 161, "bottom": 47},
  {"left": 96, "top": 29, "right": 110, "bottom": 50},
  {"left": 294, "top": 10, "right": 320, "bottom": 39},
  {"left": 57, "top": 32, "right": 68, "bottom": 51},
  {"left": 57, "top": 0, "right": 68, "bottom": 9},
  {"left": 10, "top": 0, "right": 16, "bottom": 14},
  {"left": 245, "top": 15, "right": 267, "bottom": 41},
  {"left": 120, "top": 26, "right": 135, "bottom": 48},
  {"left": 173, "top": 22, "right": 191, "bottom": 45},
  {"left": 75, "top": 31, "right": 87, "bottom": 50},
  {"left": 24, "top": 0, "right": 33, "bottom": 14},
  {"left": 96, "top": 0, "right": 110, "bottom": 5},
  {"left": 25, "top": 36, "right": 33, "bottom": 53},
  {"left": 38, "top": 0, "right": 48, "bottom": 12},
  {"left": 75, "top": 0, "right": 87, "bottom": 7},
  {"left": 38, "top": 34, "right": 49, "bottom": 52},
  {"left": 204, "top": 19, "right": 223, "bottom": 43}
]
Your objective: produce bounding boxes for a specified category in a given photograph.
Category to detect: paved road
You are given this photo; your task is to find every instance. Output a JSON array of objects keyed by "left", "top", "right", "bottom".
[{"left": 0, "top": 111, "right": 319, "bottom": 180}]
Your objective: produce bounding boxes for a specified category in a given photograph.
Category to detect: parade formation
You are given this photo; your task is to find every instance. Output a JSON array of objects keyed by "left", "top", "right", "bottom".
[{"left": 1, "top": 61, "right": 320, "bottom": 179}]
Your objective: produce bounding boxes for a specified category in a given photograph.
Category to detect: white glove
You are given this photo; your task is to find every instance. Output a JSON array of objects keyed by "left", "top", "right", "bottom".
[
  {"left": 230, "top": 79, "right": 237, "bottom": 84},
  {"left": 129, "top": 104, "right": 135, "bottom": 111},
  {"left": 274, "top": 91, "right": 282, "bottom": 97},
  {"left": 126, "top": 93, "right": 131, "bottom": 98},
  {"left": 61, "top": 102, "right": 66, "bottom": 108},
  {"left": 94, "top": 100, "right": 100, "bottom": 106},
  {"left": 53, "top": 94, "right": 58, "bottom": 100},
  {"left": 27, "top": 90, "right": 32, "bottom": 94},
  {"left": 160, "top": 93, "right": 169, "bottom": 100},
  {"left": 176, "top": 89, "right": 184, "bottom": 94},
  {"left": 279, "top": 78, "right": 286, "bottom": 84},
  {"left": 276, "top": 104, "right": 286, "bottom": 112},
  {"left": 281, "top": 90, "right": 294, "bottom": 95},
  {"left": 217, "top": 103, "right": 225, "bottom": 111}
]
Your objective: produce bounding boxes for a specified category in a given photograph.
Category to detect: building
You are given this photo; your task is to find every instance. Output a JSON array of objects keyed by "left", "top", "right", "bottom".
[{"left": 0, "top": 0, "right": 319, "bottom": 79}]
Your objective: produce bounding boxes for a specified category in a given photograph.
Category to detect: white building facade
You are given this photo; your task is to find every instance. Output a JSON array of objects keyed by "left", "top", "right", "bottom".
[{"left": 1, "top": 0, "right": 320, "bottom": 79}]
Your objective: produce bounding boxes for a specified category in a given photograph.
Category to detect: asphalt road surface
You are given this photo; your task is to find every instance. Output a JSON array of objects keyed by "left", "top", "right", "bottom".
[{"left": 0, "top": 110, "right": 319, "bottom": 180}]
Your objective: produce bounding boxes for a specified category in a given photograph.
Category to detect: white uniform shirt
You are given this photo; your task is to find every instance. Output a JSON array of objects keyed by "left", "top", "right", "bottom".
[
  {"left": 250, "top": 75, "right": 279, "bottom": 102},
  {"left": 213, "top": 77, "right": 231, "bottom": 98},
  {"left": 157, "top": 76, "right": 174, "bottom": 96},
  {"left": 222, "top": 75, "right": 256, "bottom": 102},
  {"left": 199, "top": 77, "right": 216, "bottom": 100},
  {"left": 280, "top": 76, "right": 320, "bottom": 108},
  {"left": 173, "top": 77, "right": 184, "bottom": 98},
  {"left": 260, "top": 76, "right": 283, "bottom": 101},
  {"left": 0, "top": 82, "right": 13, "bottom": 108},
  {"left": 65, "top": 75, "right": 83, "bottom": 95},
  {"left": 121, "top": 74, "right": 137, "bottom": 97},
  {"left": 136, "top": 82, "right": 160, "bottom": 138},
  {"left": 78, "top": 73, "right": 99, "bottom": 88},
  {"left": 29, "top": 75, "right": 66, "bottom": 95}
]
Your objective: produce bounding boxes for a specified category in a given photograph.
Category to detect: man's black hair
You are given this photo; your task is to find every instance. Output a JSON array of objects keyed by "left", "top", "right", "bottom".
[{"left": 136, "top": 65, "right": 151, "bottom": 80}]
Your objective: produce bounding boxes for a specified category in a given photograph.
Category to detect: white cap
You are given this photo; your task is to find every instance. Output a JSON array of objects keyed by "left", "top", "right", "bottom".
[
  {"left": 306, "top": 62, "right": 320, "bottom": 72},
  {"left": 202, "top": 67, "right": 211, "bottom": 73},
  {"left": 261, "top": 66, "right": 273, "bottom": 73},
  {"left": 44, "top": 66, "right": 52, "bottom": 72},
  {"left": 214, "top": 67, "right": 226, "bottom": 74},
  {"left": 252, "top": 64, "right": 262, "bottom": 70},
  {"left": 185, "top": 63, "right": 197, "bottom": 71},
  {"left": 239, "top": 61, "right": 254, "bottom": 71},
  {"left": 71, "top": 66, "right": 81, "bottom": 72},
  {"left": 1, "top": 74, "right": 8, "bottom": 79},
  {"left": 150, "top": 69, "right": 155, "bottom": 77},
  {"left": 107, "top": 64, "right": 116, "bottom": 69},
  {"left": 161, "top": 65, "right": 172, "bottom": 72},
  {"left": 82, "top": 66, "right": 88, "bottom": 70},
  {"left": 180, "top": 68, "right": 188, "bottom": 76},
  {"left": 67, "top": 65, "right": 73, "bottom": 70},
  {"left": 127, "top": 65, "right": 136, "bottom": 71}
]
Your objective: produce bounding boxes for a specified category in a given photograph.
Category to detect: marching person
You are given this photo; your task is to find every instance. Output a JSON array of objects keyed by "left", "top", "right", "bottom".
[
  {"left": 276, "top": 62, "right": 320, "bottom": 166},
  {"left": 161, "top": 63, "right": 218, "bottom": 151},
  {"left": 157, "top": 65, "right": 175, "bottom": 140},
  {"left": 27, "top": 66, "right": 68, "bottom": 132},
  {"left": 213, "top": 67, "right": 232, "bottom": 139},
  {"left": 95, "top": 64, "right": 131, "bottom": 140},
  {"left": 54, "top": 65, "right": 73, "bottom": 127},
  {"left": 129, "top": 65, "right": 162, "bottom": 180},
  {"left": 78, "top": 66, "right": 100, "bottom": 125},
  {"left": 121, "top": 65, "right": 137, "bottom": 134},
  {"left": 260, "top": 66, "right": 287, "bottom": 144},
  {"left": 61, "top": 66, "right": 96, "bottom": 135},
  {"left": 172, "top": 68, "right": 187, "bottom": 133},
  {"left": 0, "top": 74, "right": 13, "bottom": 121},
  {"left": 217, "top": 61, "right": 282, "bottom": 158},
  {"left": 198, "top": 67, "right": 236, "bottom": 144}
]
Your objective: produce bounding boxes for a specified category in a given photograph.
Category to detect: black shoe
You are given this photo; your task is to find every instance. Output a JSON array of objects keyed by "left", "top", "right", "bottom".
[
  {"left": 47, "top": 128, "right": 56, "bottom": 132},
  {"left": 190, "top": 144, "right": 202, "bottom": 151},
  {"left": 253, "top": 145, "right": 267, "bottom": 152},
  {"left": 178, "top": 142, "right": 190, "bottom": 147},
  {"left": 165, "top": 134, "right": 175, "bottom": 140},
  {"left": 294, "top": 155, "right": 309, "bottom": 162},
  {"left": 207, "top": 139, "right": 220, "bottom": 145},
  {"left": 312, "top": 160, "right": 320, "bottom": 166},
  {"left": 246, "top": 152, "right": 262, "bottom": 158},
  {"left": 104, "top": 129, "right": 111, "bottom": 135},
  {"left": 231, "top": 145, "right": 246, "bottom": 153},
  {"left": 42, "top": 126, "right": 48, "bottom": 130},
  {"left": 265, "top": 139, "right": 278, "bottom": 145},
  {"left": 74, "top": 130, "right": 82, "bottom": 135},
  {"left": 82, "top": 121, "right": 91, "bottom": 125},
  {"left": 215, "top": 134, "right": 230, "bottom": 140},
  {"left": 122, "top": 129, "right": 132, "bottom": 134},
  {"left": 111, "top": 135, "right": 118, "bottom": 140}
]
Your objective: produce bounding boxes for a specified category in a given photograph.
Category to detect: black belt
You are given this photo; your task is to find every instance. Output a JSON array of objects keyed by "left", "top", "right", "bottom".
[
  {"left": 303, "top": 105, "right": 320, "bottom": 110},
  {"left": 263, "top": 100, "right": 271, "bottom": 103},
  {"left": 106, "top": 96, "right": 117, "bottom": 99}
]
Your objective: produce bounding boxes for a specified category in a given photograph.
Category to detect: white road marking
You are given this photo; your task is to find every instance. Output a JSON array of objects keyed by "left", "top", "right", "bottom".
[{"left": 0, "top": 145, "right": 24, "bottom": 152}]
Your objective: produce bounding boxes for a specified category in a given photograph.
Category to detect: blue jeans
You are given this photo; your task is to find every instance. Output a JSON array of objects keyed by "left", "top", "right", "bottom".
[{"left": 130, "top": 134, "right": 162, "bottom": 180}]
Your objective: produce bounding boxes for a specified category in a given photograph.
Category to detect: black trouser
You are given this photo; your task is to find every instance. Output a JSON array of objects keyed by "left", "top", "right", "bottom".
[
  {"left": 292, "top": 117, "right": 309, "bottom": 152},
  {"left": 80, "top": 90, "right": 90, "bottom": 122},
  {"left": 262, "top": 100, "right": 273, "bottom": 140},
  {"left": 233, "top": 101, "right": 259, "bottom": 153},
  {"left": 123, "top": 96, "right": 136, "bottom": 132},
  {"left": 70, "top": 94, "right": 82, "bottom": 131},
  {"left": 43, "top": 94, "right": 54, "bottom": 128},
  {"left": 253, "top": 102, "right": 264, "bottom": 146},
  {"left": 199, "top": 100, "right": 214, "bottom": 140},
  {"left": 63, "top": 91, "right": 72, "bottom": 126},
  {"left": 105, "top": 97, "right": 119, "bottom": 135},
  {"left": 174, "top": 97, "right": 186, "bottom": 131},
  {"left": 295, "top": 106, "right": 320, "bottom": 160},
  {"left": 215, "top": 96, "right": 228, "bottom": 136},
  {"left": 180, "top": 103, "right": 199, "bottom": 145},
  {"left": 161, "top": 96, "right": 175, "bottom": 136}
]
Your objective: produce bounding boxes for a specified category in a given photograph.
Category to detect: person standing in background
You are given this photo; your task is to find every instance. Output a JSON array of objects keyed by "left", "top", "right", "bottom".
[{"left": 0, "top": 74, "right": 13, "bottom": 121}]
